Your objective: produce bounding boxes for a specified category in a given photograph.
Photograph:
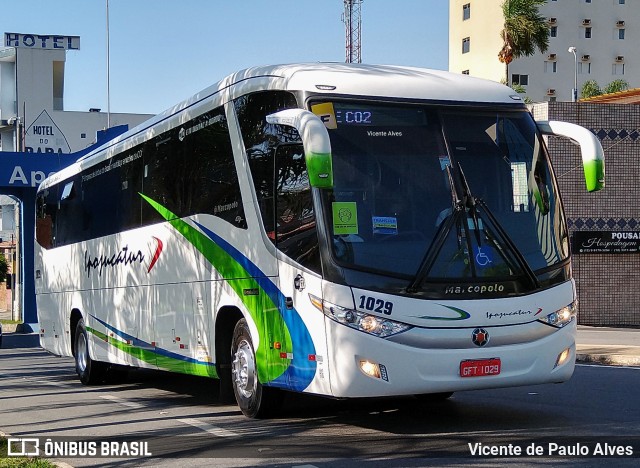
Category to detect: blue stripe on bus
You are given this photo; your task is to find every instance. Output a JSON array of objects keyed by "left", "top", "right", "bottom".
[
  {"left": 193, "top": 221, "right": 317, "bottom": 391},
  {"left": 89, "top": 314, "right": 216, "bottom": 367}
]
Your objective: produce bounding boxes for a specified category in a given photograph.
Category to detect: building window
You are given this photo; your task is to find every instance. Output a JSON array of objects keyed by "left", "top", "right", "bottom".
[
  {"left": 613, "top": 63, "right": 625, "bottom": 75},
  {"left": 462, "top": 70, "right": 470, "bottom": 75},
  {"left": 578, "top": 62, "right": 591, "bottom": 74},
  {"left": 619, "top": 0, "right": 625, "bottom": 4},
  {"left": 548, "top": 96, "right": 557, "bottom": 102},
  {"left": 544, "top": 61, "right": 558, "bottom": 73},
  {"left": 619, "top": 28, "right": 625, "bottom": 39},
  {"left": 585, "top": 27, "right": 592, "bottom": 38},
  {"left": 462, "top": 37, "right": 470, "bottom": 54},
  {"left": 511, "top": 74, "right": 528, "bottom": 86},
  {"left": 550, "top": 26, "right": 557, "bottom": 37},
  {"left": 585, "top": 0, "right": 591, "bottom": 3},
  {"left": 463, "top": 3, "right": 470, "bottom": 20}
]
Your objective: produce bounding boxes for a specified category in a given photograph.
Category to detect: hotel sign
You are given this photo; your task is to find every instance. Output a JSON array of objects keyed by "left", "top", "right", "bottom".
[
  {"left": 4, "top": 32, "right": 80, "bottom": 50},
  {"left": 572, "top": 231, "right": 640, "bottom": 254}
]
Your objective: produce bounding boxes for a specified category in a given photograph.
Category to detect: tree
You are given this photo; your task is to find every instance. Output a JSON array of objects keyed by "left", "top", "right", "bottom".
[
  {"left": 580, "top": 79, "right": 628, "bottom": 99},
  {"left": 511, "top": 83, "right": 533, "bottom": 104},
  {"left": 498, "top": 0, "right": 550, "bottom": 86},
  {"left": 603, "top": 79, "right": 629, "bottom": 95},
  {"left": 581, "top": 80, "right": 602, "bottom": 99}
]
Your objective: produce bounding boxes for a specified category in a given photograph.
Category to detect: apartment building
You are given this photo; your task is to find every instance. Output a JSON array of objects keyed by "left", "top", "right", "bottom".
[{"left": 450, "top": 0, "right": 637, "bottom": 102}]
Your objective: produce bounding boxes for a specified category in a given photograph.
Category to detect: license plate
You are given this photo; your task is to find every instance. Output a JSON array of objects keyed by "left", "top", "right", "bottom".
[{"left": 460, "top": 358, "right": 501, "bottom": 377}]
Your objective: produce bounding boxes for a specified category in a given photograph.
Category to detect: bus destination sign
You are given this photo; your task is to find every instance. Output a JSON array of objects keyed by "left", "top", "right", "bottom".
[{"left": 572, "top": 231, "right": 640, "bottom": 254}]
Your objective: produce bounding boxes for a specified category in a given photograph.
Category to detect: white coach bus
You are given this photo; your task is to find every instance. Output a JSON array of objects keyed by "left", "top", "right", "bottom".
[{"left": 36, "top": 63, "right": 604, "bottom": 418}]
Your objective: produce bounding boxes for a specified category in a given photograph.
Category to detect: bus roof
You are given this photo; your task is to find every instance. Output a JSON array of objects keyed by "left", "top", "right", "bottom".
[
  {"left": 44, "top": 63, "right": 523, "bottom": 187},
  {"left": 224, "top": 63, "right": 521, "bottom": 104}
]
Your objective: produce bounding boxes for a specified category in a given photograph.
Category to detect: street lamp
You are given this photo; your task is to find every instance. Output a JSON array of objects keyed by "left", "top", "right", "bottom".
[{"left": 568, "top": 46, "right": 578, "bottom": 102}]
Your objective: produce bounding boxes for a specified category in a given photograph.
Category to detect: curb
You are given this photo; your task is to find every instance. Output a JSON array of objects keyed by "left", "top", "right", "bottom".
[{"left": 576, "top": 353, "right": 640, "bottom": 367}]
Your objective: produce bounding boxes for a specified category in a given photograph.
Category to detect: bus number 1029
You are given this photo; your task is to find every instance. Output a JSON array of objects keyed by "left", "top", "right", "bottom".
[{"left": 358, "top": 295, "right": 393, "bottom": 315}]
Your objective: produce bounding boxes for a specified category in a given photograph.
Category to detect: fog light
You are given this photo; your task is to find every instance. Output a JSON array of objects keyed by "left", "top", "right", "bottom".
[
  {"left": 359, "top": 360, "right": 381, "bottom": 379},
  {"left": 555, "top": 347, "right": 571, "bottom": 368}
]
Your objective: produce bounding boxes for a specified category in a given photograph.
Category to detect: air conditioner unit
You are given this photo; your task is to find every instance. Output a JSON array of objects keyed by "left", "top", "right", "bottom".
[
  {"left": 547, "top": 89, "right": 556, "bottom": 96},
  {"left": 548, "top": 17, "right": 557, "bottom": 24},
  {"left": 582, "top": 19, "right": 592, "bottom": 26},
  {"left": 616, "top": 55, "right": 625, "bottom": 62},
  {"left": 581, "top": 54, "right": 590, "bottom": 61},
  {"left": 547, "top": 53, "right": 557, "bottom": 60},
  {"left": 616, "top": 20, "right": 625, "bottom": 27}
]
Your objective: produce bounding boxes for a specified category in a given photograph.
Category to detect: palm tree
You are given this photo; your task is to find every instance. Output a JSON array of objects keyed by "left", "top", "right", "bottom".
[{"left": 498, "top": 0, "right": 550, "bottom": 86}]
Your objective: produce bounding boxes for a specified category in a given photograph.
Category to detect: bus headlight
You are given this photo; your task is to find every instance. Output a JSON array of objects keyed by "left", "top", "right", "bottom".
[
  {"left": 538, "top": 302, "right": 576, "bottom": 328},
  {"left": 309, "top": 295, "right": 412, "bottom": 338}
]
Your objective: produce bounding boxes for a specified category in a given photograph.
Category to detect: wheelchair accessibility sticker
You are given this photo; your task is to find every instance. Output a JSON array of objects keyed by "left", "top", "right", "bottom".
[{"left": 474, "top": 246, "right": 493, "bottom": 268}]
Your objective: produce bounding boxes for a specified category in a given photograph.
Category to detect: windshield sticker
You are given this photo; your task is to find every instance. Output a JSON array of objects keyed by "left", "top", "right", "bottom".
[
  {"left": 438, "top": 156, "right": 450, "bottom": 170},
  {"left": 311, "top": 102, "right": 337, "bottom": 130},
  {"left": 474, "top": 246, "right": 494, "bottom": 268},
  {"left": 332, "top": 202, "right": 358, "bottom": 235},
  {"left": 372, "top": 216, "right": 398, "bottom": 235}
]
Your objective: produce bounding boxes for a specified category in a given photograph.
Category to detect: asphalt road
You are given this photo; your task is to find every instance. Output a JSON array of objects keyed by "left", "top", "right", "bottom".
[{"left": 1, "top": 333, "right": 639, "bottom": 467}]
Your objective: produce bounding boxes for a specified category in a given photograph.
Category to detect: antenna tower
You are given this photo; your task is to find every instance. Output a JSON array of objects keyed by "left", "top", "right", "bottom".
[{"left": 343, "top": 0, "right": 363, "bottom": 63}]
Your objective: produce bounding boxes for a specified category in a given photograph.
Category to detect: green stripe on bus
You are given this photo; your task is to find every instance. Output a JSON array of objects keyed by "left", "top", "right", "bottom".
[
  {"left": 88, "top": 327, "right": 218, "bottom": 378},
  {"left": 139, "top": 193, "right": 292, "bottom": 384}
]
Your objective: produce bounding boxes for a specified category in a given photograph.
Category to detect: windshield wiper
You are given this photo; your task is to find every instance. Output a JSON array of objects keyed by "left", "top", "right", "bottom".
[
  {"left": 474, "top": 198, "right": 541, "bottom": 289},
  {"left": 456, "top": 160, "right": 540, "bottom": 289},
  {"left": 406, "top": 165, "right": 462, "bottom": 293},
  {"left": 407, "top": 162, "right": 541, "bottom": 293}
]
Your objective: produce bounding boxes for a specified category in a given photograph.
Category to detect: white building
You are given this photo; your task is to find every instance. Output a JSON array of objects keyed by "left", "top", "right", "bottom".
[
  {"left": 0, "top": 32, "right": 151, "bottom": 153},
  {"left": 449, "top": 0, "right": 638, "bottom": 102}
]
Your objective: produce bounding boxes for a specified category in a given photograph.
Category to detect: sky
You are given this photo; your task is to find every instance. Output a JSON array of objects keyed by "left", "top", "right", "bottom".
[{"left": 3, "top": 0, "right": 449, "bottom": 116}]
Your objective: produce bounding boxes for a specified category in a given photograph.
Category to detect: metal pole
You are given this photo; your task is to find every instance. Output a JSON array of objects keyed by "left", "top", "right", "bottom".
[{"left": 568, "top": 46, "right": 577, "bottom": 102}]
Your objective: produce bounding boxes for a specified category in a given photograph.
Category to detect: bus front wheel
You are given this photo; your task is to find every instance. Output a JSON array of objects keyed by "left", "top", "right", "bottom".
[
  {"left": 231, "top": 319, "right": 282, "bottom": 418},
  {"left": 74, "top": 319, "right": 107, "bottom": 385}
]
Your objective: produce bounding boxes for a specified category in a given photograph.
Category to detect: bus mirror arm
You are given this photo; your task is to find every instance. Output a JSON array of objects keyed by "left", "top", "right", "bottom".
[
  {"left": 266, "top": 109, "right": 334, "bottom": 189},
  {"left": 536, "top": 120, "right": 605, "bottom": 192}
]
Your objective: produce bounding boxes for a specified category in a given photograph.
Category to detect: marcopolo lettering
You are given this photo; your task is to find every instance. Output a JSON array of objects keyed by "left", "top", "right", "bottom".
[
  {"left": 4, "top": 33, "right": 80, "bottom": 50},
  {"left": 445, "top": 284, "right": 506, "bottom": 295}
]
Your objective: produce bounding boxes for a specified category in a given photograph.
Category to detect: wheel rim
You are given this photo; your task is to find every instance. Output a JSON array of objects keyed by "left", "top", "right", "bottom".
[
  {"left": 77, "top": 333, "right": 88, "bottom": 372},
  {"left": 232, "top": 339, "right": 256, "bottom": 399}
]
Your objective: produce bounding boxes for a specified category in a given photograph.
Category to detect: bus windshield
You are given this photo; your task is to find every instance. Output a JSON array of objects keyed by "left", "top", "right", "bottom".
[{"left": 316, "top": 101, "right": 568, "bottom": 291}]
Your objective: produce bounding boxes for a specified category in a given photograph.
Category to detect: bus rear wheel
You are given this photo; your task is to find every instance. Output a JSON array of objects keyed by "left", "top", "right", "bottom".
[
  {"left": 74, "top": 319, "right": 107, "bottom": 385},
  {"left": 231, "top": 319, "right": 282, "bottom": 418}
]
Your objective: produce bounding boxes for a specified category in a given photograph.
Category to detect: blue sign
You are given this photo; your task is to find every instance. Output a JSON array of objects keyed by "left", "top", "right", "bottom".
[{"left": 0, "top": 152, "right": 76, "bottom": 188}]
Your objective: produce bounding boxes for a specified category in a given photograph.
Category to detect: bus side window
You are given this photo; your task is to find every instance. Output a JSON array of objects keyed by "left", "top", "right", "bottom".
[
  {"left": 141, "top": 106, "right": 246, "bottom": 228},
  {"left": 36, "top": 189, "right": 57, "bottom": 249},
  {"left": 274, "top": 144, "right": 320, "bottom": 273},
  {"left": 234, "top": 91, "right": 299, "bottom": 235}
]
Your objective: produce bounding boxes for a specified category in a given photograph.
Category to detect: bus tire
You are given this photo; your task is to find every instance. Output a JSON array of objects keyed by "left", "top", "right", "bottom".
[
  {"left": 231, "top": 319, "right": 282, "bottom": 418},
  {"left": 74, "top": 318, "right": 107, "bottom": 385}
]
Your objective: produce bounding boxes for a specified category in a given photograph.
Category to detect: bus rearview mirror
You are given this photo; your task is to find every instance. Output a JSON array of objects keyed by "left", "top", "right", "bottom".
[
  {"left": 536, "top": 120, "right": 605, "bottom": 192},
  {"left": 266, "top": 109, "right": 334, "bottom": 189}
]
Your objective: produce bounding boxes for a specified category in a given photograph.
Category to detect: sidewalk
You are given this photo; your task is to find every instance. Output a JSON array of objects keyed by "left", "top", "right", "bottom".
[{"left": 576, "top": 325, "right": 640, "bottom": 367}]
